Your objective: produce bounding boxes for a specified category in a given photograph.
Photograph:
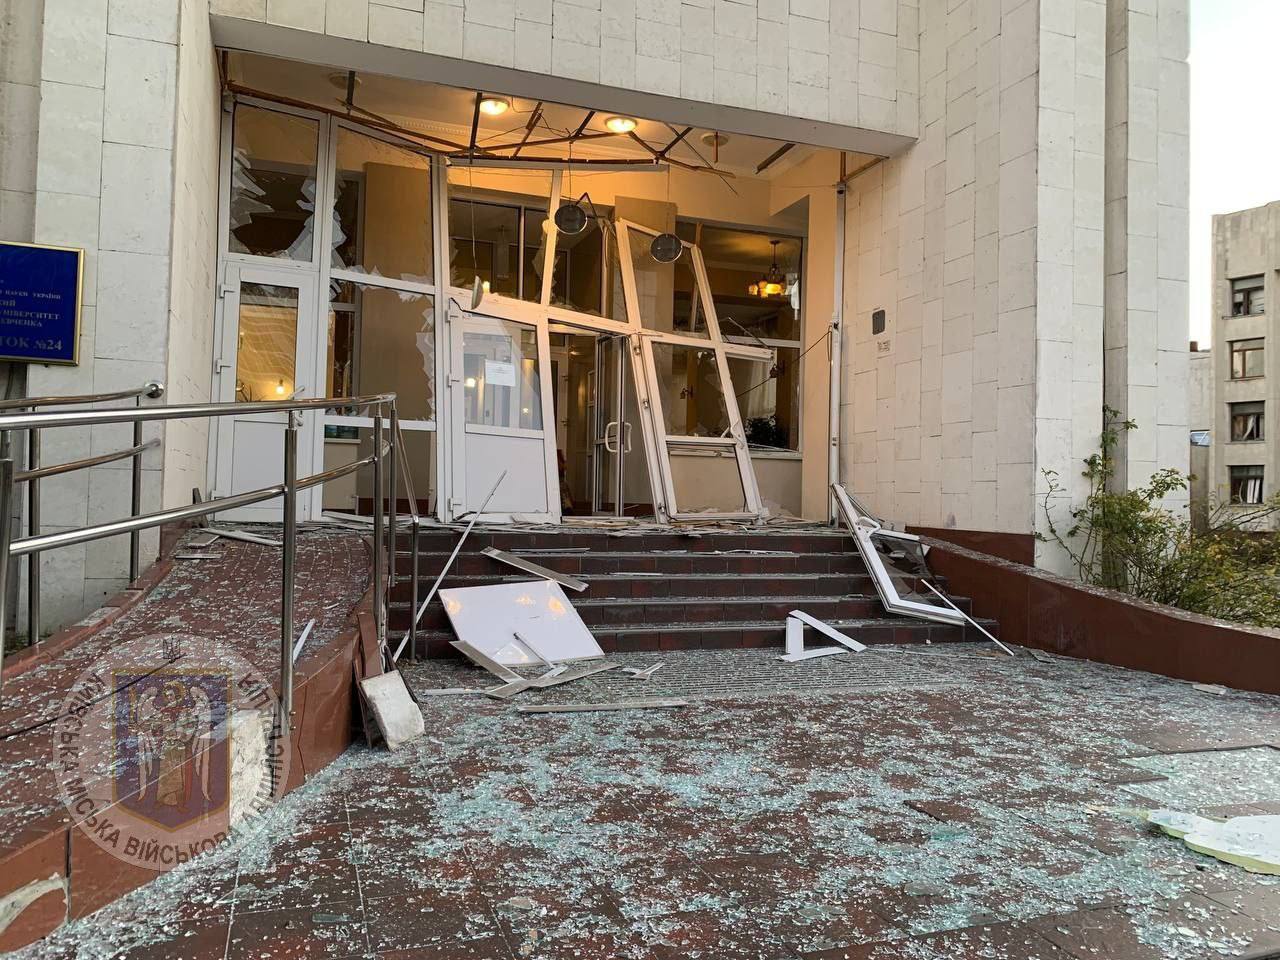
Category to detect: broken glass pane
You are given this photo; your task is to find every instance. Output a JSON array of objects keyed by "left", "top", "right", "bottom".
[
  {"left": 229, "top": 105, "right": 318, "bottom": 261},
  {"left": 667, "top": 442, "right": 746, "bottom": 514},
  {"left": 650, "top": 342, "right": 728, "bottom": 437},
  {"left": 628, "top": 233, "right": 710, "bottom": 338},
  {"left": 326, "top": 282, "right": 435, "bottom": 421},
  {"left": 331, "top": 128, "right": 433, "bottom": 284}
]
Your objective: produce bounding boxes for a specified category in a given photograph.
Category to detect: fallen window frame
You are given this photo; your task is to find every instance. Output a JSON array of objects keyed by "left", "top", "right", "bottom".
[{"left": 831, "top": 483, "right": 966, "bottom": 627}]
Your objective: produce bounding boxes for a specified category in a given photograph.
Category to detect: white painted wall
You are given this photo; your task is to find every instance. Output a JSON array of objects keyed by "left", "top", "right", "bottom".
[
  {"left": 210, "top": 0, "right": 921, "bottom": 137},
  {"left": 839, "top": 0, "right": 1188, "bottom": 570},
  {"left": 0, "top": 0, "right": 43, "bottom": 243},
  {"left": 164, "top": 0, "right": 222, "bottom": 510},
  {"left": 20, "top": 0, "right": 218, "bottom": 629}
]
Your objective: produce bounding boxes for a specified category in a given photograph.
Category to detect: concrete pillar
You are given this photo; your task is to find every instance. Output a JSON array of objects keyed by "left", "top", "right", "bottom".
[{"left": 1102, "top": 0, "right": 1189, "bottom": 500}]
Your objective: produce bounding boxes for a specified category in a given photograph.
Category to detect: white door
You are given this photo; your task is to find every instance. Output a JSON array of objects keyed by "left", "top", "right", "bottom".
[
  {"left": 213, "top": 263, "right": 319, "bottom": 521},
  {"left": 448, "top": 303, "right": 559, "bottom": 522}
]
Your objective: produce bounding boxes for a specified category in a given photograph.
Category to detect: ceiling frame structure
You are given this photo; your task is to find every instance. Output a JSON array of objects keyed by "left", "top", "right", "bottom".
[{"left": 223, "top": 72, "right": 777, "bottom": 178}]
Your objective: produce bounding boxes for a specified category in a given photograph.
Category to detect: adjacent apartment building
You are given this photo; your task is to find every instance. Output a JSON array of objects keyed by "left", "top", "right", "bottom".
[
  {"left": 1210, "top": 202, "right": 1279, "bottom": 527},
  {"left": 0, "top": 0, "right": 1190, "bottom": 632}
]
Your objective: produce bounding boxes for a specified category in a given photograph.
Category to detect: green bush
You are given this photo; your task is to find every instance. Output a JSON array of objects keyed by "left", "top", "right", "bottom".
[{"left": 1038, "top": 407, "right": 1280, "bottom": 629}]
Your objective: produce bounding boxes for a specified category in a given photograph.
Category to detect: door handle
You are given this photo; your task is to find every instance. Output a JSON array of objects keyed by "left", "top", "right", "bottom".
[
  {"left": 603, "top": 421, "right": 619, "bottom": 453},
  {"left": 621, "top": 422, "right": 632, "bottom": 453}
]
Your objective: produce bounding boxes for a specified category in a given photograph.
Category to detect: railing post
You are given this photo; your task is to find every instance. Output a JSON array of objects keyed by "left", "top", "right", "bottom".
[
  {"left": 280, "top": 410, "right": 299, "bottom": 738},
  {"left": 388, "top": 404, "right": 398, "bottom": 591},
  {"left": 372, "top": 413, "right": 385, "bottom": 649},
  {"left": 26, "top": 426, "right": 39, "bottom": 645},
  {"left": 129, "top": 400, "right": 142, "bottom": 582},
  {"left": 0, "top": 454, "right": 14, "bottom": 705},
  {"left": 409, "top": 517, "right": 419, "bottom": 662}
]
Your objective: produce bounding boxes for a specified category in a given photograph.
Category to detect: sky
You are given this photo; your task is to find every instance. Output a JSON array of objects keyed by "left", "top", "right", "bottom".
[{"left": 1188, "top": 0, "right": 1280, "bottom": 344}]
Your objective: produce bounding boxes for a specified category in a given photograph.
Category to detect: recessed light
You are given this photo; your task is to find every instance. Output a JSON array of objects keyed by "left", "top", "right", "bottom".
[
  {"left": 605, "top": 115, "right": 638, "bottom": 134},
  {"left": 479, "top": 95, "right": 510, "bottom": 116}
]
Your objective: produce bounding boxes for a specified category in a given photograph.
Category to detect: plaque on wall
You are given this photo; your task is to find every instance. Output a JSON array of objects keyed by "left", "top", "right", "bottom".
[{"left": 0, "top": 241, "right": 83, "bottom": 365}]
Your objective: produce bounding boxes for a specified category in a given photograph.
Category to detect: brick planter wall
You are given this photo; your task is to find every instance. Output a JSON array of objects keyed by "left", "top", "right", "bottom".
[{"left": 924, "top": 538, "right": 1280, "bottom": 696}]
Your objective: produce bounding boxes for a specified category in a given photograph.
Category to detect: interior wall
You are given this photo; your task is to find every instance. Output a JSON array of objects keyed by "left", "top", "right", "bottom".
[{"left": 770, "top": 150, "right": 840, "bottom": 520}]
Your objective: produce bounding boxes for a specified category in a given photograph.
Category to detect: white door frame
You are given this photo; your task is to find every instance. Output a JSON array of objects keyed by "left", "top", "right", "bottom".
[
  {"left": 445, "top": 297, "right": 560, "bottom": 522},
  {"left": 212, "top": 96, "right": 449, "bottom": 521},
  {"left": 212, "top": 261, "right": 319, "bottom": 520},
  {"left": 614, "top": 220, "right": 767, "bottom": 520}
]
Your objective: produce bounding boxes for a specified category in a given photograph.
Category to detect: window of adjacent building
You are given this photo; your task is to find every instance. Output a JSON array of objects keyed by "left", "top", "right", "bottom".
[
  {"left": 678, "top": 221, "right": 804, "bottom": 452},
  {"left": 1231, "top": 275, "right": 1265, "bottom": 316},
  {"left": 1230, "top": 465, "right": 1265, "bottom": 505},
  {"left": 228, "top": 105, "right": 320, "bottom": 261},
  {"left": 1230, "top": 401, "right": 1265, "bottom": 442},
  {"left": 1230, "top": 338, "right": 1265, "bottom": 379}
]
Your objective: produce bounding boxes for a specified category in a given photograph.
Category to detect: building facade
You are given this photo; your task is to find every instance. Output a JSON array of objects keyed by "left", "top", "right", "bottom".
[
  {"left": 0, "top": 0, "right": 1190, "bottom": 631},
  {"left": 1188, "top": 341, "right": 1211, "bottom": 530},
  {"left": 1209, "top": 201, "right": 1280, "bottom": 527}
]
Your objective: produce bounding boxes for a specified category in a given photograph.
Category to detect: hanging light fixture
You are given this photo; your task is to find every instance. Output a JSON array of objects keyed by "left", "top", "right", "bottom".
[
  {"left": 478, "top": 95, "right": 511, "bottom": 116},
  {"left": 750, "top": 240, "right": 787, "bottom": 297},
  {"left": 605, "top": 115, "right": 638, "bottom": 134},
  {"left": 650, "top": 232, "right": 683, "bottom": 264}
]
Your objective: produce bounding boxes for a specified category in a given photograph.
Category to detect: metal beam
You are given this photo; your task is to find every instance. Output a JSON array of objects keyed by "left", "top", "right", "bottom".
[
  {"left": 657, "top": 125, "right": 694, "bottom": 159},
  {"left": 467, "top": 90, "right": 482, "bottom": 155},
  {"left": 756, "top": 142, "right": 796, "bottom": 174},
  {"left": 510, "top": 101, "right": 543, "bottom": 157}
]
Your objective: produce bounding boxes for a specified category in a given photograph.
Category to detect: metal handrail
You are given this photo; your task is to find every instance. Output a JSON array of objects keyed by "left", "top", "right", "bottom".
[
  {"left": 15, "top": 438, "right": 161, "bottom": 484},
  {"left": 0, "top": 390, "right": 402, "bottom": 740},
  {"left": 3, "top": 382, "right": 171, "bottom": 649},
  {"left": 0, "top": 393, "right": 398, "bottom": 431},
  {"left": 8, "top": 445, "right": 388, "bottom": 557},
  {"left": 0, "top": 380, "right": 165, "bottom": 412},
  {"left": 392, "top": 417, "right": 421, "bottom": 663}
]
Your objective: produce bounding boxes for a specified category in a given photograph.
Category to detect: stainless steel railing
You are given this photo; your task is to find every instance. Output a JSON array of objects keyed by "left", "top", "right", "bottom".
[
  {"left": 0, "top": 380, "right": 166, "bottom": 646},
  {"left": 0, "top": 389, "right": 402, "bottom": 737}
]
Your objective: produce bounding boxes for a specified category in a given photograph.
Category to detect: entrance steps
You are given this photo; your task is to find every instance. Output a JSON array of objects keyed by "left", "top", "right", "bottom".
[{"left": 388, "top": 526, "right": 999, "bottom": 659}]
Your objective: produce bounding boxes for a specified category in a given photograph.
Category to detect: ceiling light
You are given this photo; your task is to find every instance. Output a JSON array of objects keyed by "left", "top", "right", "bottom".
[
  {"left": 750, "top": 240, "right": 787, "bottom": 298},
  {"left": 701, "top": 131, "right": 729, "bottom": 148},
  {"left": 479, "top": 95, "right": 510, "bottom": 116},
  {"left": 605, "top": 115, "right": 638, "bottom": 134}
]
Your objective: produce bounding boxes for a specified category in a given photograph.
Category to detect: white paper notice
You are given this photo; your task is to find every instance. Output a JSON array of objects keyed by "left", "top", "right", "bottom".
[{"left": 485, "top": 360, "right": 516, "bottom": 386}]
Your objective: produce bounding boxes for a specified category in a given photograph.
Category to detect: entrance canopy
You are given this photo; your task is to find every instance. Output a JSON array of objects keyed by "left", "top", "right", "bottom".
[{"left": 211, "top": 53, "right": 863, "bottom": 524}]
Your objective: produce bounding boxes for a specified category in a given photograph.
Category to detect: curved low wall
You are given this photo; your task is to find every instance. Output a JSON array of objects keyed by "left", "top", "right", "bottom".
[
  {"left": 0, "top": 546, "right": 369, "bottom": 953},
  {"left": 923, "top": 538, "right": 1280, "bottom": 696}
]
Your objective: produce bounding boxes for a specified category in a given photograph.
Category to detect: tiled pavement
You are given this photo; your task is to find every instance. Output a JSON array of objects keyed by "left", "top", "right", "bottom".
[{"left": 11, "top": 644, "right": 1280, "bottom": 960}]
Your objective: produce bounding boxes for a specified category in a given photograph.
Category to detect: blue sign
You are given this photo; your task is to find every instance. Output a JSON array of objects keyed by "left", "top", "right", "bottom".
[{"left": 0, "top": 241, "right": 83, "bottom": 365}]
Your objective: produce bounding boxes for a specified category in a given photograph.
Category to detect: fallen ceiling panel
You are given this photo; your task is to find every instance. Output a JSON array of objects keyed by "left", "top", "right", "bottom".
[{"left": 439, "top": 579, "right": 604, "bottom": 666}]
